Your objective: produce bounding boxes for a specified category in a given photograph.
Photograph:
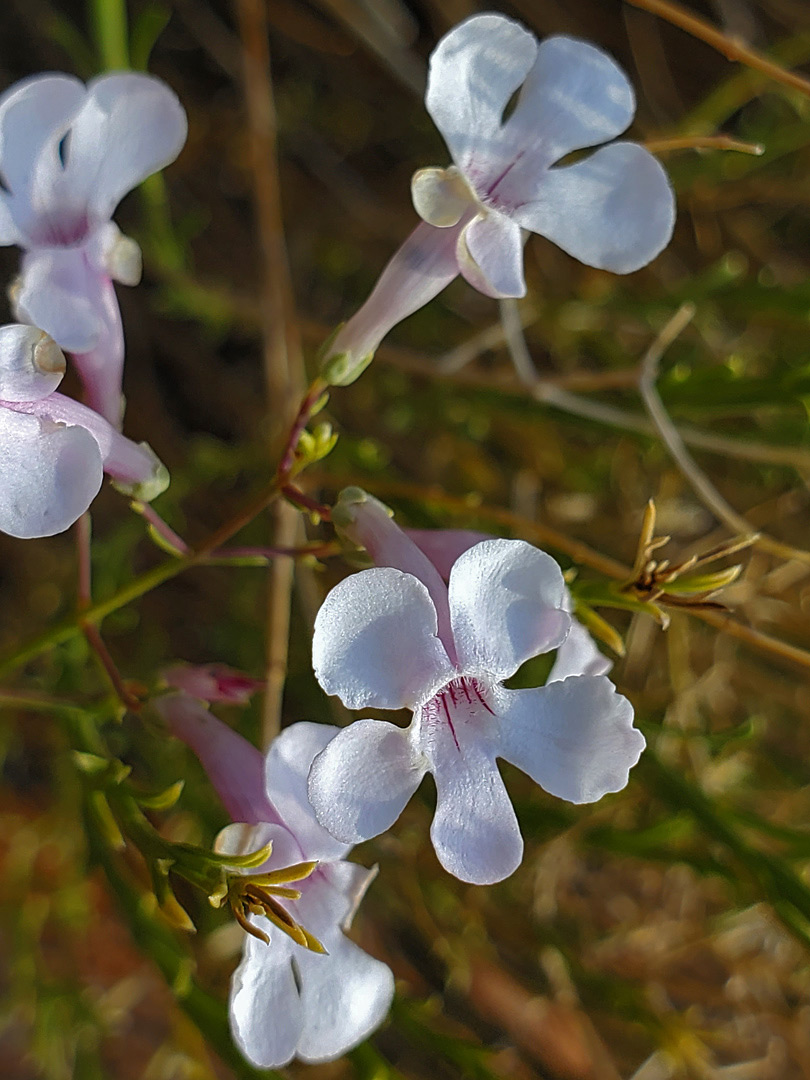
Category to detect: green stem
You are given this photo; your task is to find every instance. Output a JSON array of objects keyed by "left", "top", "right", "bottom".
[
  {"left": 90, "top": 0, "right": 130, "bottom": 70},
  {"left": 60, "top": 707, "right": 277, "bottom": 1078},
  {"left": 0, "top": 478, "right": 282, "bottom": 680},
  {"left": 84, "top": 801, "right": 275, "bottom": 1079}
]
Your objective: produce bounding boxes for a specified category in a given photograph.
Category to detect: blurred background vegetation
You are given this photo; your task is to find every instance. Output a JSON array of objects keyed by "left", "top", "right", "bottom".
[{"left": 4, "top": 0, "right": 810, "bottom": 1077}]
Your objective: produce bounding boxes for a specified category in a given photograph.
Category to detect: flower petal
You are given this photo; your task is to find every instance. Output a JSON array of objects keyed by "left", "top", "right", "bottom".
[
  {"left": 511, "top": 142, "right": 675, "bottom": 273},
  {"left": 0, "top": 195, "right": 20, "bottom": 244},
  {"left": 307, "top": 720, "right": 424, "bottom": 845},
  {"left": 406, "top": 527, "right": 492, "bottom": 581},
  {"left": 0, "top": 74, "right": 84, "bottom": 204},
  {"left": 495, "top": 677, "right": 645, "bottom": 804},
  {"left": 229, "top": 930, "right": 302, "bottom": 1069},
  {"left": 411, "top": 165, "right": 474, "bottom": 228},
  {"left": 0, "top": 407, "right": 102, "bottom": 538},
  {"left": 324, "top": 221, "right": 461, "bottom": 386},
  {"left": 457, "top": 211, "right": 526, "bottom": 298},
  {"left": 425, "top": 13, "right": 536, "bottom": 180},
  {"left": 448, "top": 539, "right": 570, "bottom": 681},
  {"left": 215, "top": 821, "right": 301, "bottom": 874},
  {"left": 68, "top": 273, "right": 126, "bottom": 426},
  {"left": 332, "top": 487, "right": 456, "bottom": 661},
  {"left": 63, "top": 73, "right": 187, "bottom": 221},
  {"left": 548, "top": 620, "right": 611, "bottom": 682},
  {"left": 317, "top": 861, "right": 378, "bottom": 932},
  {"left": 295, "top": 933, "right": 394, "bottom": 1063},
  {"left": 20, "top": 391, "right": 167, "bottom": 495},
  {"left": 155, "top": 694, "right": 281, "bottom": 827},
  {"left": 0, "top": 325, "right": 64, "bottom": 402},
  {"left": 265, "top": 722, "right": 351, "bottom": 862},
  {"left": 422, "top": 715, "right": 522, "bottom": 884},
  {"left": 15, "top": 249, "right": 102, "bottom": 354},
  {"left": 312, "top": 567, "right": 455, "bottom": 710},
  {"left": 161, "top": 663, "right": 264, "bottom": 705},
  {"left": 492, "top": 35, "right": 636, "bottom": 197}
]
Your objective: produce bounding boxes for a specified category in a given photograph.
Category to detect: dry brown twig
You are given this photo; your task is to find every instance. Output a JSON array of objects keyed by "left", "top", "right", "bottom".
[
  {"left": 638, "top": 305, "right": 810, "bottom": 568},
  {"left": 623, "top": 0, "right": 810, "bottom": 99},
  {"left": 235, "top": 0, "right": 308, "bottom": 746}
]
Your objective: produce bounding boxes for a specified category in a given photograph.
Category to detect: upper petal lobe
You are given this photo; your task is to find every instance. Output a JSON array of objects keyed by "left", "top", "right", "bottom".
[
  {"left": 425, "top": 13, "right": 536, "bottom": 182},
  {"left": 64, "top": 73, "right": 187, "bottom": 221},
  {"left": 448, "top": 539, "right": 570, "bottom": 681},
  {"left": 313, "top": 567, "right": 455, "bottom": 710}
]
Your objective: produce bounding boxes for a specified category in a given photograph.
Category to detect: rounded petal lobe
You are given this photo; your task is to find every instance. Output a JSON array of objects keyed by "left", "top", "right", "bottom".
[
  {"left": 457, "top": 212, "right": 526, "bottom": 298},
  {"left": 449, "top": 539, "right": 570, "bottom": 681},
  {"left": 23, "top": 392, "right": 167, "bottom": 495},
  {"left": 426, "top": 719, "right": 523, "bottom": 884},
  {"left": 312, "top": 567, "right": 455, "bottom": 710},
  {"left": 15, "top": 249, "right": 102, "bottom": 354},
  {"left": 495, "top": 677, "right": 645, "bottom": 804},
  {"left": 229, "top": 931, "right": 302, "bottom": 1069},
  {"left": 513, "top": 142, "right": 675, "bottom": 273},
  {"left": 296, "top": 934, "right": 394, "bottom": 1063},
  {"left": 265, "top": 722, "right": 351, "bottom": 862},
  {"left": 0, "top": 74, "right": 84, "bottom": 202},
  {"left": 64, "top": 73, "right": 187, "bottom": 220},
  {"left": 331, "top": 487, "right": 456, "bottom": 661},
  {"left": 0, "top": 325, "right": 64, "bottom": 402},
  {"left": 493, "top": 35, "right": 636, "bottom": 194},
  {"left": 0, "top": 408, "right": 102, "bottom": 538},
  {"left": 426, "top": 13, "right": 536, "bottom": 179},
  {"left": 308, "top": 720, "right": 424, "bottom": 845},
  {"left": 411, "top": 166, "right": 474, "bottom": 228},
  {"left": 548, "top": 620, "right": 611, "bottom": 682}
]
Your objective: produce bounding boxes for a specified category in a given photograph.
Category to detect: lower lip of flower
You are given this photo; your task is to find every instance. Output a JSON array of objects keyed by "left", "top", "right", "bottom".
[{"left": 418, "top": 675, "right": 495, "bottom": 750}]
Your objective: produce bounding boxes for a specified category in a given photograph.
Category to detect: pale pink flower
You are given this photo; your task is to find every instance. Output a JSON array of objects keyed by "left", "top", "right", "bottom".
[
  {"left": 157, "top": 689, "right": 394, "bottom": 1069},
  {"left": 0, "top": 72, "right": 187, "bottom": 423},
  {"left": 308, "top": 488, "right": 644, "bottom": 884},
  {"left": 0, "top": 324, "right": 167, "bottom": 538},
  {"left": 323, "top": 13, "right": 674, "bottom": 384}
]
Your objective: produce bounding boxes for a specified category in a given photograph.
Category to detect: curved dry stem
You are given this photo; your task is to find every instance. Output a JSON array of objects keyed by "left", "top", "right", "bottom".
[
  {"left": 623, "top": 0, "right": 810, "bottom": 99},
  {"left": 639, "top": 305, "right": 810, "bottom": 568}
]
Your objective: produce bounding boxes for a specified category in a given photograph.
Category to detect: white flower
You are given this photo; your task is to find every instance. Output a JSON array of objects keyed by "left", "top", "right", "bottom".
[
  {"left": 157, "top": 692, "right": 394, "bottom": 1069},
  {"left": 0, "top": 72, "right": 187, "bottom": 423},
  {"left": 323, "top": 12, "right": 674, "bottom": 384},
  {"left": 416, "top": 14, "right": 675, "bottom": 293},
  {"left": 0, "top": 324, "right": 167, "bottom": 538},
  {"left": 308, "top": 492, "right": 645, "bottom": 885},
  {"left": 404, "top": 523, "right": 612, "bottom": 682}
]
